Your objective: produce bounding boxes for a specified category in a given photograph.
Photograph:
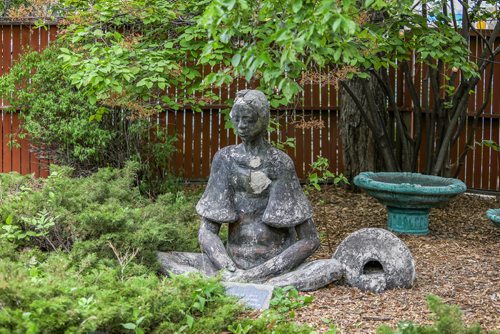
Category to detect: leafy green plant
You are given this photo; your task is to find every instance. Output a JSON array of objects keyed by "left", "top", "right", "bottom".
[
  {"left": 307, "top": 156, "right": 348, "bottom": 192},
  {"left": 377, "top": 295, "right": 490, "bottom": 334},
  {"left": 0, "top": 45, "right": 178, "bottom": 197},
  {"left": 268, "top": 117, "right": 296, "bottom": 151},
  {"left": 270, "top": 286, "right": 314, "bottom": 318}
]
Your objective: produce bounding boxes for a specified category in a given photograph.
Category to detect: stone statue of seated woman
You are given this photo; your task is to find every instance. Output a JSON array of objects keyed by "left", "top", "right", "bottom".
[{"left": 157, "top": 89, "right": 342, "bottom": 291}]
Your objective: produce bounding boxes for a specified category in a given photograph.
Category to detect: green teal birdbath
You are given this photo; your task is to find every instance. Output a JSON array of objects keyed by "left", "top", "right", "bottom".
[
  {"left": 354, "top": 172, "right": 467, "bottom": 235},
  {"left": 486, "top": 209, "right": 500, "bottom": 227}
]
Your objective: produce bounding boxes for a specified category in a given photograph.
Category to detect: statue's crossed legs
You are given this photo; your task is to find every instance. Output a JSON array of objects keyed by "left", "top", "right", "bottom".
[{"left": 157, "top": 251, "right": 343, "bottom": 291}]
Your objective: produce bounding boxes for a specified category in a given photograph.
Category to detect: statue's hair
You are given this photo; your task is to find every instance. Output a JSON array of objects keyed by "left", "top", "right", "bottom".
[{"left": 231, "top": 90, "right": 270, "bottom": 122}]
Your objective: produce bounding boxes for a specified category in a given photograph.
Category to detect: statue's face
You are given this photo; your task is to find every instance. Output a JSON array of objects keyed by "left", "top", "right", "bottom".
[{"left": 230, "top": 104, "right": 266, "bottom": 143}]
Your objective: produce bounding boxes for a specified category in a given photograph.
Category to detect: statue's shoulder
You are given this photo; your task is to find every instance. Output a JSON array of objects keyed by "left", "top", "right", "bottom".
[
  {"left": 212, "top": 145, "right": 238, "bottom": 162},
  {"left": 266, "top": 146, "right": 295, "bottom": 170}
]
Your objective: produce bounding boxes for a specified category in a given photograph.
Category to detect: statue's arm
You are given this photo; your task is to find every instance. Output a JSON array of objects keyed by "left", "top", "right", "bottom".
[
  {"left": 198, "top": 217, "right": 237, "bottom": 272},
  {"left": 231, "top": 219, "right": 320, "bottom": 282}
]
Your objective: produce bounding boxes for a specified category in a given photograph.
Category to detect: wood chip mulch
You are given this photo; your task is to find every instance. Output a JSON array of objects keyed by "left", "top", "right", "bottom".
[{"left": 295, "top": 186, "right": 500, "bottom": 333}]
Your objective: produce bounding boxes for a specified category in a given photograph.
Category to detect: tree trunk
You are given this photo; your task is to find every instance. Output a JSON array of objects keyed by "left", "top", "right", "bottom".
[{"left": 339, "top": 76, "right": 385, "bottom": 184}]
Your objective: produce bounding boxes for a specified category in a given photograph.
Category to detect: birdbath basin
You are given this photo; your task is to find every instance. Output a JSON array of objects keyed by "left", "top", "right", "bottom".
[
  {"left": 486, "top": 209, "right": 500, "bottom": 227},
  {"left": 354, "top": 172, "right": 467, "bottom": 235}
]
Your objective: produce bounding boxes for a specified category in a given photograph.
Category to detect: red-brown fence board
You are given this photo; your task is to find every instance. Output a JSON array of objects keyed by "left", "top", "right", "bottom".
[
  {"left": 2, "top": 113, "right": 12, "bottom": 173},
  {"left": 491, "top": 119, "right": 499, "bottom": 190}
]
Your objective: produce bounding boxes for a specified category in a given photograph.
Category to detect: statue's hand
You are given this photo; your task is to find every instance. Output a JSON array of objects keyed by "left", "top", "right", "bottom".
[{"left": 224, "top": 262, "right": 236, "bottom": 272}]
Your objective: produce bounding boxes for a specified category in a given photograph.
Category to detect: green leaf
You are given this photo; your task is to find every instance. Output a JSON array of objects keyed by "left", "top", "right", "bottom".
[
  {"left": 122, "top": 323, "right": 136, "bottom": 330},
  {"left": 220, "top": 0, "right": 236, "bottom": 10},
  {"left": 303, "top": 296, "right": 314, "bottom": 304},
  {"left": 231, "top": 53, "right": 242, "bottom": 67},
  {"left": 364, "top": 0, "right": 376, "bottom": 7},
  {"left": 93, "top": 29, "right": 104, "bottom": 37},
  {"left": 186, "top": 315, "right": 194, "bottom": 328},
  {"left": 332, "top": 17, "right": 342, "bottom": 32},
  {"left": 333, "top": 48, "right": 342, "bottom": 62},
  {"left": 292, "top": 0, "right": 302, "bottom": 13}
]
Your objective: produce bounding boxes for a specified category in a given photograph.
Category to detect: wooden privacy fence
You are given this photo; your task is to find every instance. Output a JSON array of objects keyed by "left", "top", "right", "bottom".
[{"left": 1, "top": 23, "right": 499, "bottom": 191}]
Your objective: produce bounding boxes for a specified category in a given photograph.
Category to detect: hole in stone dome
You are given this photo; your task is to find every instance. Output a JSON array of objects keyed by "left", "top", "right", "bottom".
[{"left": 363, "top": 260, "right": 384, "bottom": 275}]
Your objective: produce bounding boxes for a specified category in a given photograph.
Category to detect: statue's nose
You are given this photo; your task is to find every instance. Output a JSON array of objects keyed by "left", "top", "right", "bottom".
[{"left": 238, "top": 121, "right": 248, "bottom": 130}]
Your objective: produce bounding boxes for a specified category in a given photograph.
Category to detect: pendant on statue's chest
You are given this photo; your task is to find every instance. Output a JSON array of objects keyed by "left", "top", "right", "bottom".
[
  {"left": 248, "top": 156, "right": 261, "bottom": 168},
  {"left": 249, "top": 171, "right": 272, "bottom": 194}
]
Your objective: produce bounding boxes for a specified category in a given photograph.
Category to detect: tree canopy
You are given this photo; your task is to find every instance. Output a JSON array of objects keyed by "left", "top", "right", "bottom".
[
  {"left": 56, "top": 0, "right": 486, "bottom": 108},
  {"left": 2, "top": 0, "right": 499, "bottom": 176}
]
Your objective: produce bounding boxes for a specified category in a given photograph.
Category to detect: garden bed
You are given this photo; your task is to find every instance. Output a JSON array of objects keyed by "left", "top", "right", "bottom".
[{"left": 299, "top": 187, "right": 500, "bottom": 333}]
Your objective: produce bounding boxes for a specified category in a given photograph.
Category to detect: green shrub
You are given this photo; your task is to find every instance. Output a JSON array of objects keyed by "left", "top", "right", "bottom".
[
  {"left": 0, "top": 247, "right": 321, "bottom": 334},
  {"left": 0, "top": 249, "right": 241, "bottom": 333},
  {"left": 377, "top": 295, "right": 491, "bottom": 334},
  {"left": 0, "top": 163, "right": 200, "bottom": 267},
  {"left": 0, "top": 45, "right": 177, "bottom": 196}
]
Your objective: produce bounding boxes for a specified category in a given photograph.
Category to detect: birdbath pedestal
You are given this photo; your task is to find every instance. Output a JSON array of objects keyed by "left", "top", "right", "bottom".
[{"left": 354, "top": 172, "right": 467, "bottom": 235}]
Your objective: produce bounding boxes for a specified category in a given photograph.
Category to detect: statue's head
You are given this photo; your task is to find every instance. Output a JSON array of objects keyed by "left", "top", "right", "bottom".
[{"left": 229, "top": 90, "right": 270, "bottom": 143}]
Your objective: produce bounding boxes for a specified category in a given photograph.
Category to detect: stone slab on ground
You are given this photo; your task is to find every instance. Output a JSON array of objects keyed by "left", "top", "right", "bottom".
[{"left": 223, "top": 282, "right": 274, "bottom": 310}]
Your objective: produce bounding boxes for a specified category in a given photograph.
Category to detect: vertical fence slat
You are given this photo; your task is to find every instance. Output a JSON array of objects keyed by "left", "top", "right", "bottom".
[
  {"left": 312, "top": 121, "right": 321, "bottom": 168},
  {"left": 312, "top": 83, "right": 321, "bottom": 165},
  {"left": 11, "top": 112, "right": 21, "bottom": 173},
  {"left": 192, "top": 111, "right": 202, "bottom": 179},
  {"left": 183, "top": 110, "right": 193, "bottom": 178},
  {"left": 473, "top": 118, "right": 483, "bottom": 188},
  {"left": 201, "top": 110, "right": 210, "bottom": 177},
  {"left": 285, "top": 110, "right": 296, "bottom": 166},
  {"left": 210, "top": 109, "right": 219, "bottom": 161},
  {"left": 174, "top": 109, "right": 184, "bottom": 176},
  {"left": 481, "top": 118, "right": 492, "bottom": 189},
  {"left": 491, "top": 119, "right": 499, "bottom": 191},
  {"left": 2, "top": 113, "right": 11, "bottom": 172}
]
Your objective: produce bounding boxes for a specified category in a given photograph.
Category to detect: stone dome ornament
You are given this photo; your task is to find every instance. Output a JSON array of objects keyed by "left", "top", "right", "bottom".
[
  {"left": 332, "top": 228, "right": 416, "bottom": 293},
  {"left": 354, "top": 172, "right": 467, "bottom": 235}
]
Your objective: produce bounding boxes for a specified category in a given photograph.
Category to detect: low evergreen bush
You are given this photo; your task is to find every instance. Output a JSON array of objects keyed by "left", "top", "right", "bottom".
[
  {"left": 0, "top": 248, "right": 240, "bottom": 333},
  {"left": 0, "top": 163, "right": 199, "bottom": 268}
]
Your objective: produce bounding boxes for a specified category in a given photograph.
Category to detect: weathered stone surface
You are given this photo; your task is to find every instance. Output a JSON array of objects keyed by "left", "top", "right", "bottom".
[
  {"left": 223, "top": 282, "right": 274, "bottom": 310},
  {"left": 267, "top": 259, "right": 343, "bottom": 291},
  {"left": 332, "top": 228, "right": 416, "bottom": 293},
  {"left": 157, "top": 251, "right": 218, "bottom": 277},
  {"left": 158, "top": 90, "right": 338, "bottom": 291}
]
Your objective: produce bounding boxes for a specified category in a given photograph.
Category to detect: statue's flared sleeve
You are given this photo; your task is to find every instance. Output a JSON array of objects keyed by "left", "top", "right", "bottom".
[
  {"left": 262, "top": 153, "right": 313, "bottom": 228},
  {"left": 195, "top": 149, "right": 238, "bottom": 223}
]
